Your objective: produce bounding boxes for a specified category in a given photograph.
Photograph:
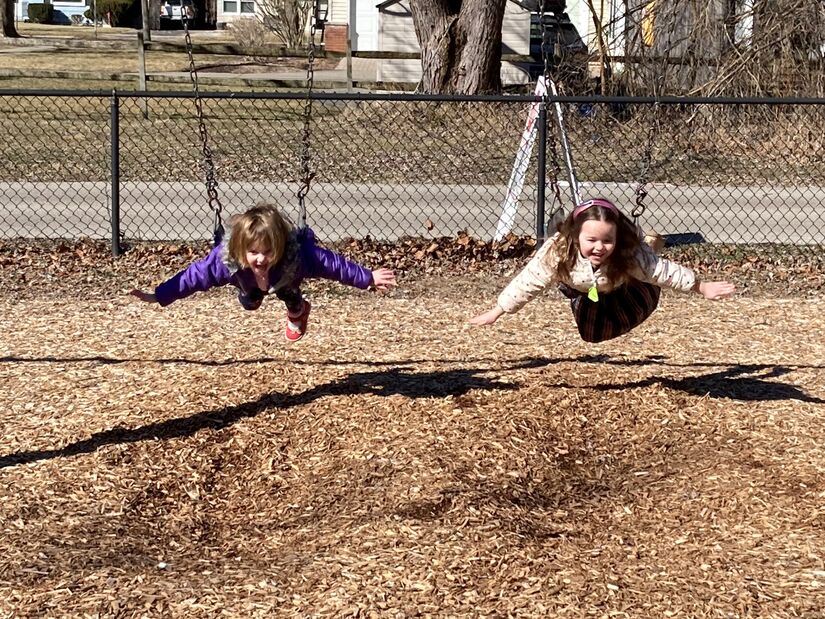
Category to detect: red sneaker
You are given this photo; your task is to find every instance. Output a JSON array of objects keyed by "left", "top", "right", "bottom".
[{"left": 285, "top": 300, "right": 311, "bottom": 342}]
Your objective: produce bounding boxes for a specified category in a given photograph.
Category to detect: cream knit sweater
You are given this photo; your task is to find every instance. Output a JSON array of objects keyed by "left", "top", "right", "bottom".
[{"left": 497, "top": 232, "right": 697, "bottom": 314}]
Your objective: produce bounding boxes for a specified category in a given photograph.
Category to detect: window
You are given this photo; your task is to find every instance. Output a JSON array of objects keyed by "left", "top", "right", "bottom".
[{"left": 223, "top": 0, "right": 255, "bottom": 13}]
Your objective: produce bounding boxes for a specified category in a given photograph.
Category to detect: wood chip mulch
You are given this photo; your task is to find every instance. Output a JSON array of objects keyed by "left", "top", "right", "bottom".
[{"left": 1, "top": 238, "right": 824, "bottom": 617}]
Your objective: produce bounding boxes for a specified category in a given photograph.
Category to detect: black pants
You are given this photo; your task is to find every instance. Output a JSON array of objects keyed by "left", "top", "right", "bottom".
[{"left": 238, "top": 287, "right": 303, "bottom": 313}]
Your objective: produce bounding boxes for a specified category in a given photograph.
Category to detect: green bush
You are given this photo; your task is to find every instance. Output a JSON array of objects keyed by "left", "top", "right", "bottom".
[{"left": 27, "top": 3, "right": 54, "bottom": 23}]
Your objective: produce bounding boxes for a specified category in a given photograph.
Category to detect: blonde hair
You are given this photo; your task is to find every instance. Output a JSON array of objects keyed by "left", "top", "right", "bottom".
[{"left": 227, "top": 203, "right": 292, "bottom": 268}]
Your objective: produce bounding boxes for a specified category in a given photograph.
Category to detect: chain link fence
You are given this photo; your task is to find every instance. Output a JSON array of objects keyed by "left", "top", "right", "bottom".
[{"left": 1, "top": 90, "right": 824, "bottom": 251}]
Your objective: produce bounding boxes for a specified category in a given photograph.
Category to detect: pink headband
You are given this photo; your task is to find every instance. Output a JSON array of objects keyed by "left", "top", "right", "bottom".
[{"left": 572, "top": 198, "right": 619, "bottom": 219}]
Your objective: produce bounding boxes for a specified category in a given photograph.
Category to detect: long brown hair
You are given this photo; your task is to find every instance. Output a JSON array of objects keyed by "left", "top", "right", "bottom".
[
  {"left": 227, "top": 203, "right": 292, "bottom": 268},
  {"left": 553, "top": 200, "right": 641, "bottom": 283}
]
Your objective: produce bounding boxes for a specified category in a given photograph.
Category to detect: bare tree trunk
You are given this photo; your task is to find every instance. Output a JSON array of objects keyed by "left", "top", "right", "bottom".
[
  {"left": 2, "top": 0, "right": 19, "bottom": 38},
  {"left": 410, "top": 0, "right": 507, "bottom": 94}
]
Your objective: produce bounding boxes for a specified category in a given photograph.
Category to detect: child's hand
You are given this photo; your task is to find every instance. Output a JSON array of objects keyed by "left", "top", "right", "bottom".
[
  {"left": 371, "top": 268, "right": 396, "bottom": 290},
  {"left": 469, "top": 306, "right": 504, "bottom": 326},
  {"left": 698, "top": 281, "right": 735, "bottom": 301},
  {"left": 129, "top": 288, "right": 158, "bottom": 304}
]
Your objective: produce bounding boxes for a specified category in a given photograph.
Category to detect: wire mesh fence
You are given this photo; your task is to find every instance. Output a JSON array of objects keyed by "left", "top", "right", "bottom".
[{"left": 1, "top": 90, "right": 823, "bottom": 251}]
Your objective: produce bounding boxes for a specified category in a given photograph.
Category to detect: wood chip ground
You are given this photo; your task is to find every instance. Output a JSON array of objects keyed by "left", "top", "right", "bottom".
[{"left": 1, "top": 258, "right": 824, "bottom": 617}]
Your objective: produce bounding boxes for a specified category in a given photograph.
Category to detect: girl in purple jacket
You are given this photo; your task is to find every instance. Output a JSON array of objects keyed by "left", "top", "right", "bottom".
[{"left": 130, "top": 203, "right": 396, "bottom": 342}]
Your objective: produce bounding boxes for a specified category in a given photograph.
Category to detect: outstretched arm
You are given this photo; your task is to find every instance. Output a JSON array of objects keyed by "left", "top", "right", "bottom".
[
  {"left": 130, "top": 245, "right": 232, "bottom": 307},
  {"left": 469, "top": 235, "right": 559, "bottom": 326},
  {"left": 633, "top": 244, "right": 735, "bottom": 300}
]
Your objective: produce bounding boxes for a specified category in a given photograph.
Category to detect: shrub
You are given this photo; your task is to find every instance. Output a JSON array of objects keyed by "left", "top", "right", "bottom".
[
  {"left": 28, "top": 3, "right": 54, "bottom": 23},
  {"left": 229, "top": 18, "right": 272, "bottom": 56}
]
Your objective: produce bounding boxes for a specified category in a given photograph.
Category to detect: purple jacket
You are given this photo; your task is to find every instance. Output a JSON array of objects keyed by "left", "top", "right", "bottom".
[{"left": 155, "top": 227, "right": 373, "bottom": 307}]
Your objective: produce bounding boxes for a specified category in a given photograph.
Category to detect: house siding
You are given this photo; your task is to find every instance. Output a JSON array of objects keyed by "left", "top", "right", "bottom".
[
  {"left": 502, "top": 1, "right": 530, "bottom": 55},
  {"left": 354, "top": 0, "right": 379, "bottom": 49},
  {"left": 328, "top": 0, "right": 348, "bottom": 24}
]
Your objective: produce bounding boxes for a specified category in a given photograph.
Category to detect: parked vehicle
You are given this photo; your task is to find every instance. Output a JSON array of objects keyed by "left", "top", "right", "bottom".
[
  {"left": 160, "top": 0, "right": 196, "bottom": 23},
  {"left": 527, "top": 9, "right": 588, "bottom": 82}
]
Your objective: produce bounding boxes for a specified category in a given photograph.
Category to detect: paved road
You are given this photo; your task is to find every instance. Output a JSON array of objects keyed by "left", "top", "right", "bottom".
[{"left": 2, "top": 180, "right": 824, "bottom": 245}]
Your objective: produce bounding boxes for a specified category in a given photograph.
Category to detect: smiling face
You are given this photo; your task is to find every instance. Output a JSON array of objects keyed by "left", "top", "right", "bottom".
[
  {"left": 245, "top": 243, "right": 274, "bottom": 276},
  {"left": 578, "top": 219, "right": 617, "bottom": 267},
  {"left": 228, "top": 204, "right": 292, "bottom": 275}
]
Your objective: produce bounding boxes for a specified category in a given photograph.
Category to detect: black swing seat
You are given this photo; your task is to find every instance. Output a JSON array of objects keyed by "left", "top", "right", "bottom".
[{"left": 559, "top": 280, "right": 661, "bottom": 343}]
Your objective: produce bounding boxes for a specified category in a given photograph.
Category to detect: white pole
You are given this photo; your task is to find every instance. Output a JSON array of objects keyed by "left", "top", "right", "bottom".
[{"left": 494, "top": 77, "right": 548, "bottom": 241}]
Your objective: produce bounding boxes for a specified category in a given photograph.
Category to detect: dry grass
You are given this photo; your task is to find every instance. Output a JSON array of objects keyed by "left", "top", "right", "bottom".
[
  {"left": 1, "top": 24, "right": 305, "bottom": 90},
  {"left": 0, "top": 50, "right": 254, "bottom": 74},
  {"left": 16, "top": 23, "right": 139, "bottom": 39},
  {"left": 1, "top": 266, "right": 824, "bottom": 617}
]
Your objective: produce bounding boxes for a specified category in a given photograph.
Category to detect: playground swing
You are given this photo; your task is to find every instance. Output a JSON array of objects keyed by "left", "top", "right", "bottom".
[
  {"left": 179, "top": 5, "right": 320, "bottom": 244},
  {"left": 525, "top": 2, "right": 675, "bottom": 341},
  {"left": 536, "top": 0, "right": 660, "bottom": 237}
]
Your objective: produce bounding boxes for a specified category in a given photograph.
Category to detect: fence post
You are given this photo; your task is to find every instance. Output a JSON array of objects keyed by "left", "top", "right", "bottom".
[
  {"left": 137, "top": 31, "right": 149, "bottom": 119},
  {"left": 346, "top": 27, "right": 353, "bottom": 92},
  {"left": 535, "top": 102, "right": 548, "bottom": 247},
  {"left": 110, "top": 90, "right": 122, "bottom": 257}
]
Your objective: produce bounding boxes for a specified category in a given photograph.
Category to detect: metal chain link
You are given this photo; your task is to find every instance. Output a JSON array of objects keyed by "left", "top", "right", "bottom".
[
  {"left": 632, "top": 102, "right": 660, "bottom": 222},
  {"left": 182, "top": 14, "right": 224, "bottom": 243},
  {"left": 297, "top": 4, "right": 319, "bottom": 230}
]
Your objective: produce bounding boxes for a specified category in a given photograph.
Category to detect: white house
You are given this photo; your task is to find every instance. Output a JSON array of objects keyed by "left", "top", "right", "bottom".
[
  {"left": 318, "top": 0, "right": 628, "bottom": 85},
  {"left": 318, "top": 0, "right": 625, "bottom": 53},
  {"left": 215, "top": 0, "right": 639, "bottom": 84}
]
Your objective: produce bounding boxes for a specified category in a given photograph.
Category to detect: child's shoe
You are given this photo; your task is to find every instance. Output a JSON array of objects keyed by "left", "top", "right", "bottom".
[{"left": 285, "top": 300, "right": 311, "bottom": 342}]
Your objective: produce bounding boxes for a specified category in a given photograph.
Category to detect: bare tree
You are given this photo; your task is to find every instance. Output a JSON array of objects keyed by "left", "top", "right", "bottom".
[
  {"left": 258, "top": 0, "right": 312, "bottom": 50},
  {"left": 589, "top": 0, "right": 825, "bottom": 96},
  {"left": 409, "top": 0, "right": 508, "bottom": 94},
  {"left": 2, "top": 0, "right": 19, "bottom": 37}
]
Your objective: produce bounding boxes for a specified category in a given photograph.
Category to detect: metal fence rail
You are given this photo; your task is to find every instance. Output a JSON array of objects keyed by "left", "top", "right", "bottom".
[{"left": 1, "top": 90, "right": 823, "bottom": 253}]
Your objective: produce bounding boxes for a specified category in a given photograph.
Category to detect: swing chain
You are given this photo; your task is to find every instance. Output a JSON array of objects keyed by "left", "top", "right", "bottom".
[
  {"left": 632, "top": 183, "right": 648, "bottom": 221},
  {"left": 183, "top": 14, "right": 224, "bottom": 242},
  {"left": 297, "top": 3, "right": 319, "bottom": 229},
  {"left": 632, "top": 102, "right": 661, "bottom": 222}
]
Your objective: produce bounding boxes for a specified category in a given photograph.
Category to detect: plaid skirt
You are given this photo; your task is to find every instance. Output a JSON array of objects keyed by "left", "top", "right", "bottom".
[{"left": 559, "top": 280, "right": 661, "bottom": 343}]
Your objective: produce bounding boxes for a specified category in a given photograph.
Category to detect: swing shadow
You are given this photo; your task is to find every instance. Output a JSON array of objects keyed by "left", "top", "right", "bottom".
[
  {"left": 596, "top": 365, "right": 825, "bottom": 403},
  {"left": 4, "top": 353, "right": 825, "bottom": 373},
  {"left": 0, "top": 354, "right": 508, "bottom": 368},
  {"left": 515, "top": 356, "right": 824, "bottom": 403},
  {"left": 0, "top": 367, "right": 517, "bottom": 470}
]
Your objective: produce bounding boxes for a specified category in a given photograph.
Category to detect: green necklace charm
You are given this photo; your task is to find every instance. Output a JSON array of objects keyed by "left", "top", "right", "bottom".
[{"left": 587, "top": 286, "right": 599, "bottom": 302}]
